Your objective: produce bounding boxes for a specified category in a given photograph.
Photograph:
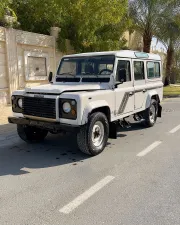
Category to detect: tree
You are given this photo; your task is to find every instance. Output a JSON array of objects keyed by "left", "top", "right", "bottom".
[
  {"left": 11, "top": 0, "right": 129, "bottom": 52},
  {"left": 174, "top": 41, "right": 180, "bottom": 82},
  {"left": 173, "top": 47, "right": 180, "bottom": 83},
  {"left": 129, "top": 0, "right": 179, "bottom": 53},
  {"left": 0, "top": 0, "right": 18, "bottom": 28},
  {"left": 11, "top": 0, "right": 62, "bottom": 34},
  {"left": 0, "top": 0, "right": 9, "bottom": 20},
  {"left": 156, "top": 15, "right": 180, "bottom": 85},
  {"left": 58, "top": 0, "right": 129, "bottom": 52}
]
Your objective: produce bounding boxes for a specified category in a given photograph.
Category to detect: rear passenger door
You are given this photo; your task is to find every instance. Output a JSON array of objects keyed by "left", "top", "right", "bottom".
[{"left": 133, "top": 60, "right": 147, "bottom": 110}]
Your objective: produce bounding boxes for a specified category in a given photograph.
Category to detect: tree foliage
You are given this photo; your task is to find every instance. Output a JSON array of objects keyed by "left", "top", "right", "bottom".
[
  {"left": 58, "top": 0, "right": 129, "bottom": 52},
  {"left": 11, "top": 0, "right": 129, "bottom": 52},
  {"left": 0, "top": 0, "right": 9, "bottom": 19},
  {"left": 0, "top": 0, "right": 18, "bottom": 27},
  {"left": 156, "top": 14, "right": 180, "bottom": 85},
  {"left": 11, "top": 0, "right": 62, "bottom": 34},
  {"left": 129, "top": 0, "right": 180, "bottom": 53}
]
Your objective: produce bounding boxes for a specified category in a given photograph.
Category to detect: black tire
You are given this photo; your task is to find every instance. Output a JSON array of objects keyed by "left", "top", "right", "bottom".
[
  {"left": 77, "top": 112, "right": 109, "bottom": 156},
  {"left": 17, "top": 125, "right": 48, "bottom": 143},
  {"left": 143, "top": 99, "right": 158, "bottom": 127}
]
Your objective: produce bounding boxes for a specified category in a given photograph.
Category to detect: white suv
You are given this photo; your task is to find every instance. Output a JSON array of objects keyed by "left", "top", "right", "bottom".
[{"left": 9, "top": 50, "right": 163, "bottom": 156}]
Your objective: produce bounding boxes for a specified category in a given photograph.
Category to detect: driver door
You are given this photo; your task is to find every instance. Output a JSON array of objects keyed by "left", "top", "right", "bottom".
[{"left": 115, "top": 59, "right": 134, "bottom": 116}]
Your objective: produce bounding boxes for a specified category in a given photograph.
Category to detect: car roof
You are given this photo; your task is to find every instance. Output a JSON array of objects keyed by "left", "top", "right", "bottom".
[{"left": 64, "top": 50, "right": 161, "bottom": 61}]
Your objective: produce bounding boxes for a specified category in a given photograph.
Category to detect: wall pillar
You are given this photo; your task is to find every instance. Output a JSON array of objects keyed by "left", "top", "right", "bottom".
[
  {"left": 50, "top": 27, "right": 61, "bottom": 73},
  {"left": 50, "top": 27, "right": 61, "bottom": 39},
  {"left": 5, "top": 28, "right": 18, "bottom": 101}
]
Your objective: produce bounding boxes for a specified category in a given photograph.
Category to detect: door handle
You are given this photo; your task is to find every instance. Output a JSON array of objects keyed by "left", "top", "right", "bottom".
[
  {"left": 143, "top": 89, "right": 147, "bottom": 93},
  {"left": 129, "top": 92, "right": 134, "bottom": 96}
]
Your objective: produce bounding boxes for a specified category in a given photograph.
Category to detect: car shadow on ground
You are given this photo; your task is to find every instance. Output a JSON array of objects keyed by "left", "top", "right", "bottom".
[
  {"left": 0, "top": 124, "right": 91, "bottom": 176},
  {"left": 0, "top": 121, "right": 146, "bottom": 177}
]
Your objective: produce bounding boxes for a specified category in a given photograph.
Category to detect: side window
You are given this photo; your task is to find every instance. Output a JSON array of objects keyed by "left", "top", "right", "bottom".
[
  {"left": 147, "top": 62, "right": 160, "bottom": 79},
  {"left": 134, "top": 61, "right": 145, "bottom": 80},
  {"left": 116, "top": 60, "right": 131, "bottom": 82}
]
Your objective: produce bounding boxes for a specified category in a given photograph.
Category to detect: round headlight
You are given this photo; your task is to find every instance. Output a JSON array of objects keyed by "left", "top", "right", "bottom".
[
  {"left": 63, "top": 102, "right": 71, "bottom": 113},
  {"left": 18, "top": 98, "right": 23, "bottom": 108}
]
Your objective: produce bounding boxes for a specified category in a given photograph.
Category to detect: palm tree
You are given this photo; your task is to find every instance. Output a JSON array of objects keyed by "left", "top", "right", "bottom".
[
  {"left": 156, "top": 15, "right": 180, "bottom": 85},
  {"left": 129, "top": 0, "right": 179, "bottom": 53}
]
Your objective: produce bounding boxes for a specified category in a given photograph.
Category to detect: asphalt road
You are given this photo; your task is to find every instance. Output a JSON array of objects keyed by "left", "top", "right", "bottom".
[{"left": 0, "top": 98, "right": 180, "bottom": 225}]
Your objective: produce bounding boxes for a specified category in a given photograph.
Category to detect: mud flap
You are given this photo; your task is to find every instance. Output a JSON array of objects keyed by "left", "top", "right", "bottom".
[
  {"left": 109, "top": 122, "right": 117, "bottom": 139},
  {"left": 157, "top": 104, "right": 162, "bottom": 118}
]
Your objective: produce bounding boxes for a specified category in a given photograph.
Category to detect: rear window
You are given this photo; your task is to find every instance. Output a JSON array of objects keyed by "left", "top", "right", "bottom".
[{"left": 147, "top": 62, "right": 160, "bottom": 78}]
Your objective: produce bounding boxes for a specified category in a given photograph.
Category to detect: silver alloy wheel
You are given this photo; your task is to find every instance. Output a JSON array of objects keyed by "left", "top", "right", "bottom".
[
  {"left": 91, "top": 121, "right": 104, "bottom": 147},
  {"left": 149, "top": 104, "right": 156, "bottom": 123}
]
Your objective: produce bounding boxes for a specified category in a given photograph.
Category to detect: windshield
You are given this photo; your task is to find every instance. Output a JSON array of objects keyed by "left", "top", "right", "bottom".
[{"left": 57, "top": 55, "right": 115, "bottom": 78}]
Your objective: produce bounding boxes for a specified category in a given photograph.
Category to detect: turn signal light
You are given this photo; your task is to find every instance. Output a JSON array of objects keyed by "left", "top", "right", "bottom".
[{"left": 71, "top": 109, "right": 76, "bottom": 116}]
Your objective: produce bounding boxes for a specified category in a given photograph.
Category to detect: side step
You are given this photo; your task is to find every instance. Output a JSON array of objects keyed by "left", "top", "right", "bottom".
[
  {"left": 119, "top": 119, "right": 131, "bottom": 129},
  {"left": 133, "top": 113, "right": 144, "bottom": 122},
  {"left": 109, "top": 119, "right": 131, "bottom": 139}
]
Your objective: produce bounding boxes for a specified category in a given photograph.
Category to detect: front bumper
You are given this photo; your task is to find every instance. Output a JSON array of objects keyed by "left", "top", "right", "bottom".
[{"left": 8, "top": 117, "right": 80, "bottom": 133}]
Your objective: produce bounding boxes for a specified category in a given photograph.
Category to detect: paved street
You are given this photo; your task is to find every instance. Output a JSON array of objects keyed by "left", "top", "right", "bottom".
[{"left": 0, "top": 98, "right": 180, "bottom": 225}]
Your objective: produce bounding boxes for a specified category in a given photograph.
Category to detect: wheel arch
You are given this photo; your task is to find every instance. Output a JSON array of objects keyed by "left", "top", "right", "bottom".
[
  {"left": 81, "top": 100, "right": 111, "bottom": 125},
  {"left": 145, "top": 90, "right": 160, "bottom": 109}
]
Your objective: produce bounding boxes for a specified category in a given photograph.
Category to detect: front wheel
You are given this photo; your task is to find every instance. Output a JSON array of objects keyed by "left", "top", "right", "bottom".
[
  {"left": 143, "top": 99, "right": 158, "bottom": 127},
  {"left": 77, "top": 112, "right": 109, "bottom": 156},
  {"left": 17, "top": 125, "right": 48, "bottom": 143}
]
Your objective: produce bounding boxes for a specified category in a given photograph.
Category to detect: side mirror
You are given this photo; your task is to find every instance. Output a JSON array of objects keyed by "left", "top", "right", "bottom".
[
  {"left": 48, "top": 72, "right": 53, "bottom": 83},
  {"left": 118, "top": 69, "right": 126, "bottom": 83}
]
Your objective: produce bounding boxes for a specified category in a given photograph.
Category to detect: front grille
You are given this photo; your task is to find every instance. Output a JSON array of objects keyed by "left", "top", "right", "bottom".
[{"left": 22, "top": 97, "right": 56, "bottom": 119}]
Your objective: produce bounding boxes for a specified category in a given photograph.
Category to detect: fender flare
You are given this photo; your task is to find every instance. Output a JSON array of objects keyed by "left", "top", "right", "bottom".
[
  {"left": 145, "top": 90, "right": 160, "bottom": 108},
  {"left": 81, "top": 100, "right": 110, "bottom": 125}
]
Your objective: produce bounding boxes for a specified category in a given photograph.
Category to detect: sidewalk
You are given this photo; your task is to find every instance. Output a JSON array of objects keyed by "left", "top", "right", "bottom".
[
  {"left": 0, "top": 105, "right": 12, "bottom": 125},
  {"left": 170, "top": 84, "right": 180, "bottom": 87}
]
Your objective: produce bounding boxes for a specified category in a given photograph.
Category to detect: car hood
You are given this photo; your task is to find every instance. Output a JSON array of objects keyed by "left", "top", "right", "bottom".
[{"left": 25, "top": 83, "right": 107, "bottom": 94}]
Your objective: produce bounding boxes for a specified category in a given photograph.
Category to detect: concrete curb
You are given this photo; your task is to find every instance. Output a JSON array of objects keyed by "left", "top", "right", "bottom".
[{"left": 163, "top": 95, "right": 180, "bottom": 99}]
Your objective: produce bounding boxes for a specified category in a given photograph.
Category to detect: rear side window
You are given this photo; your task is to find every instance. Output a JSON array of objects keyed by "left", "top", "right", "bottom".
[
  {"left": 147, "top": 62, "right": 160, "bottom": 78},
  {"left": 134, "top": 61, "right": 145, "bottom": 80}
]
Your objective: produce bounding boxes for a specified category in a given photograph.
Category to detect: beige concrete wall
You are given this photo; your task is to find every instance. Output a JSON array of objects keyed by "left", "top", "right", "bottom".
[
  {"left": 17, "top": 44, "right": 55, "bottom": 89},
  {"left": 124, "top": 31, "right": 143, "bottom": 51},
  {"left": 0, "top": 27, "right": 9, "bottom": 104},
  {"left": 15, "top": 29, "right": 56, "bottom": 90},
  {"left": 0, "top": 41, "right": 8, "bottom": 89},
  {"left": 0, "top": 27, "right": 74, "bottom": 105}
]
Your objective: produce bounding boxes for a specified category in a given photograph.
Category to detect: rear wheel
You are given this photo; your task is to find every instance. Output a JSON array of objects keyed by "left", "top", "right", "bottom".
[
  {"left": 17, "top": 125, "right": 48, "bottom": 143},
  {"left": 143, "top": 99, "right": 158, "bottom": 127},
  {"left": 77, "top": 112, "right": 109, "bottom": 156}
]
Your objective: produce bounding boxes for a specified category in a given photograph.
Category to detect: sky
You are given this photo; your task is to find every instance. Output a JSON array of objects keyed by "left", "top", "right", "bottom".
[{"left": 151, "top": 37, "right": 167, "bottom": 53}]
